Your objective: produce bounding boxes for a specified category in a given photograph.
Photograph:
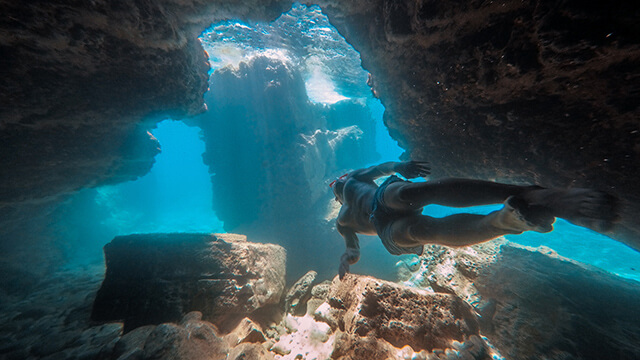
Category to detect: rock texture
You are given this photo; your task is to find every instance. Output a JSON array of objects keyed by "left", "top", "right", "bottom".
[
  {"left": 408, "top": 241, "right": 640, "bottom": 360},
  {"left": 112, "top": 311, "right": 277, "bottom": 360},
  {"left": 91, "top": 233, "right": 286, "bottom": 332},
  {"left": 138, "top": 320, "right": 227, "bottom": 360},
  {"left": 321, "top": 274, "right": 489, "bottom": 359},
  {"left": 284, "top": 270, "right": 318, "bottom": 316},
  {"left": 0, "top": 262, "right": 278, "bottom": 360},
  {"left": 0, "top": 264, "right": 121, "bottom": 360}
]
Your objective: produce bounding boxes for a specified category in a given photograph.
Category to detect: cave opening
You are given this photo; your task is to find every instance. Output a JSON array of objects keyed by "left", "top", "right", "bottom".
[
  {"left": 46, "top": 3, "right": 407, "bottom": 281},
  {"left": 199, "top": 2, "right": 404, "bottom": 162},
  {"left": 95, "top": 120, "right": 224, "bottom": 236},
  {"left": 193, "top": 3, "right": 405, "bottom": 280}
]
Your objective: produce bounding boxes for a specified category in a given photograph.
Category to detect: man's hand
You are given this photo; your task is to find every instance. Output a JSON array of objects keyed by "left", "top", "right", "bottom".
[
  {"left": 395, "top": 161, "right": 431, "bottom": 179},
  {"left": 338, "top": 248, "right": 360, "bottom": 279}
]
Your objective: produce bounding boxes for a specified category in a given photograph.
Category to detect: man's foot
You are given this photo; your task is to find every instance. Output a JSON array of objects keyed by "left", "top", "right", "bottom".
[
  {"left": 522, "top": 188, "right": 620, "bottom": 232},
  {"left": 491, "top": 196, "right": 555, "bottom": 233}
]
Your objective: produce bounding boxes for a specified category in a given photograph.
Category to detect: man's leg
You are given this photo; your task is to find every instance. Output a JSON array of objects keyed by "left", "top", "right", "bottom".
[
  {"left": 383, "top": 178, "right": 540, "bottom": 211},
  {"left": 385, "top": 180, "right": 620, "bottom": 245},
  {"left": 389, "top": 204, "right": 551, "bottom": 248}
]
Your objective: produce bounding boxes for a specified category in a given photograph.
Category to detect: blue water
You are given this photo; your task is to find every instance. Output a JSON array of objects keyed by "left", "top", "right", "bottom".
[
  {"left": 95, "top": 121, "right": 224, "bottom": 235},
  {"left": 369, "top": 98, "right": 404, "bottom": 162}
]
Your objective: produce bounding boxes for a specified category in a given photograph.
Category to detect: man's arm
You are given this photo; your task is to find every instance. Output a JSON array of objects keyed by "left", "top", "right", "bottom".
[
  {"left": 337, "top": 224, "right": 360, "bottom": 279},
  {"left": 350, "top": 161, "right": 430, "bottom": 182}
]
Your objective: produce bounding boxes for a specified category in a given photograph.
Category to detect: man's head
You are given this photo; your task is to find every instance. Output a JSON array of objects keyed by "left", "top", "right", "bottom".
[{"left": 330, "top": 173, "right": 349, "bottom": 204}]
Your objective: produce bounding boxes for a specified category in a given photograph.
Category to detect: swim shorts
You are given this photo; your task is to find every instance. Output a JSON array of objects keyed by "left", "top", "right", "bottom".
[{"left": 370, "top": 175, "right": 424, "bottom": 256}]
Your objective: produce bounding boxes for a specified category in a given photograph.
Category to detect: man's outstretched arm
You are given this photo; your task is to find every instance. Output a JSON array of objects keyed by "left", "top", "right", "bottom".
[
  {"left": 350, "top": 161, "right": 430, "bottom": 182},
  {"left": 337, "top": 224, "right": 360, "bottom": 279}
]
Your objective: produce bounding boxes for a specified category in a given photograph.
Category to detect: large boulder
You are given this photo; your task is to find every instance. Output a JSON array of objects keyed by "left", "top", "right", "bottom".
[
  {"left": 319, "top": 274, "right": 489, "bottom": 359},
  {"left": 91, "top": 233, "right": 286, "bottom": 332},
  {"left": 408, "top": 241, "right": 640, "bottom": 360}
]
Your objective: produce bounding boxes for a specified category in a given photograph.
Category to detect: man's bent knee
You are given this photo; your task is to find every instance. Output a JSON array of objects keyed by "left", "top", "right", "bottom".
[{"left": 390, "top": 217, "right": 429, "bottom": 248}]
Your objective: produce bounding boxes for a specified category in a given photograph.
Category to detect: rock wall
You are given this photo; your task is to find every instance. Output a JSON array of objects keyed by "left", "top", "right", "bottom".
[
  {"left": 0, "top": 0, "right": 291, "bottom": 243},
  {"left": 0, "top": 0, "right": 208, "bottom": 206}
]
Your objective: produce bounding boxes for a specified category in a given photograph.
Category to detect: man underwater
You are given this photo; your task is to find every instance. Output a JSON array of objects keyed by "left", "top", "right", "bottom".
[{"left": 330, "top": 161, "right": 619, "bottom": 278}]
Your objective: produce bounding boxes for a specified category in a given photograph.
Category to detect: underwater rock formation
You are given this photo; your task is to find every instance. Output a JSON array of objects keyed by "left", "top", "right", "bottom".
[
  {"left": 0, "top": 0, "right": 291, "bottom": 297},
  {"left": 0, "top": 265, "right": 121, "bottom": 359},
  {"left": 407, "top": 241, "right": 640, "bottom": 360},
  {"left": 320, "top": 274, "right": 488, "bottom": 359},
  {"left": 92, "top": 233, "right": 286, "bottom": 332},
  {"left": 192, "top": 55, "right": 378, "bottom": 280},
  {"left": 0, "top": 0, "right": 293, "bottom": 210},
  {"left": 132, "top": 318, "right": 227, "bottom": 360},
  {"left": 284, "top": 270, "right": 318, "bottom": 316},
  {"left": 4, "top": 238, "right": 640, "bottom": 359},
  {"left": 0, "top": 1, "right": 205, "bottom": 208},
  {"left": 112, "top": 311, "right": 277, "bottom": 360},
  {"left": 1, "top": 264, "right": 280, "bottom": 360}
]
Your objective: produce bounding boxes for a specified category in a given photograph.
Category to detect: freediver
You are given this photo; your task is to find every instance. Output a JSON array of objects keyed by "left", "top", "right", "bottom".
[{"left": 329, "top": 161, "right": 619, "bottom": 278}]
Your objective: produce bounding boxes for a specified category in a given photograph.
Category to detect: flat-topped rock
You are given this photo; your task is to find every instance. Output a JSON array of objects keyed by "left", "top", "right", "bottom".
[{"left": 91, "top": 233, "right": 286, "bottom": 332}]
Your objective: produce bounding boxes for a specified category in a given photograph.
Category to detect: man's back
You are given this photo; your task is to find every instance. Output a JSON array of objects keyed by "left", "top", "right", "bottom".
[{"left": 336, "top": 178, "right": 378, "bottom": 235}]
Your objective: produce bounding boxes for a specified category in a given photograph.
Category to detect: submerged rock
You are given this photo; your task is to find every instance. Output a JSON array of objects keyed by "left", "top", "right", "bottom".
[
  {"left": 91, "top": 233, "right": 286, "bottom": 332},
  {"left": 112, "top": 312, "right": 279, "bottom": 360},
  {"left": 322, "top": 274, "right": 488, "bottom": 359},
  {"left": 227, "top": 343, "right": 275, "bottom": 360},
  {"left": 192, "top": 54, "right": 379, "bottom": 281},
  {"left": 414, "top": 240, "right": 640, "bottom": 360},
  {"left": 307, "top": 280, "right": 332, "bottom": 316},
  {"left": 112, "top": 325, "right": 156, "bottom": 360},
  {"left": 136, "top": 312, "right": 228, "bottom": 360},
  {"left": 284, "top": 270, "right": 317, "bottom": 316},
  {"left": 224, "top": 317, "right": 267, "bottom": 346}
]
